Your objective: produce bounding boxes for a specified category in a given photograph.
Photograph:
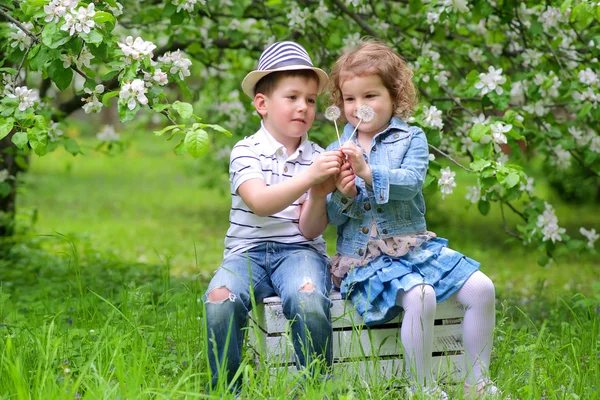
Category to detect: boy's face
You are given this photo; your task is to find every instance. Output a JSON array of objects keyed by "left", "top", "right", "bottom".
[{"left": 255, "top": 76, "right": 318, "bottom": 146}]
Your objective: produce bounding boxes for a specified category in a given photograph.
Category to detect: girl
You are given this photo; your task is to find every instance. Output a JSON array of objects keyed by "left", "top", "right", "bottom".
[{"left": 326, "top": 40, "right": 501, "bottom": 399}]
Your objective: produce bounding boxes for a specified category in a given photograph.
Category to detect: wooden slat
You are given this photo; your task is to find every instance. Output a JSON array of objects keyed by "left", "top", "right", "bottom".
[
  {"left": 255, "top": 292, "right": 465, "bottom": 333},
  {"left": 251, "top": 324, "right": 463, "bottom": 363}
]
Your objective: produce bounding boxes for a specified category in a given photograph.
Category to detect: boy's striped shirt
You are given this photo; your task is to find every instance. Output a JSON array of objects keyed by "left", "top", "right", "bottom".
[{"left": 223, "top": 123, "right": 327, "bottom": 259}]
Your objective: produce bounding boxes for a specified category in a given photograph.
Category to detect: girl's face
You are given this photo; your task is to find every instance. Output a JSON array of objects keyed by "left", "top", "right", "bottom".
[{"left": 340, "top": 74, "right": 394, "bottom": 138}]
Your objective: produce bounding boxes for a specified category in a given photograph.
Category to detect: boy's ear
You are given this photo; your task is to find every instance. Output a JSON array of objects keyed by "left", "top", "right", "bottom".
[{"left": 254, "top": 93, "right": 268, "bottom": 117}]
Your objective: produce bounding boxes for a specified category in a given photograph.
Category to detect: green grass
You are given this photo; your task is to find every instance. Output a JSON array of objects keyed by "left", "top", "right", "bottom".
[{"left": 2, "top": 131, "right": 598, "bottom": 398}]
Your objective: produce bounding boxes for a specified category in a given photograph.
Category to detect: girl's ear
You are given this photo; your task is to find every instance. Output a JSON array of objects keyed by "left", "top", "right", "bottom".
[{"left": 254, "top": 93, "right": 268, "bottom": 117}]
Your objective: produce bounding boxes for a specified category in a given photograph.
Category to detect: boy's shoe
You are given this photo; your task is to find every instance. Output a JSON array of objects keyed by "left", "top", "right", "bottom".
[
  {"left": 406, "top": 384, "right": 449, "bottom": 400},
  {"left": 464, "top": 380, "right": 503, "bottom": 399}
]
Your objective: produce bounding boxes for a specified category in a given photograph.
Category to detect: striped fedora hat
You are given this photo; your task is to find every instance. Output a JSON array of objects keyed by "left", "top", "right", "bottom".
[{"left": 241, "top": 41, "right": 328, "bottom": 98}]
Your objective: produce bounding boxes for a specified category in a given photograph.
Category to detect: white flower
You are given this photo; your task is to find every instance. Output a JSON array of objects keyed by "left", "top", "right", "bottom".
[
  {"left": 61, "top": 3, "right": 96, "bottom": 36},
  {"left": 510, "top": 81, "right": 526, "bottom": 104},
  {"left": 428, "top": 153, "right": 436, "bottom": 161},
  {"left": 523, "top": 100, "right": 547, "bottom": 117},
  {"left": 75, "top": 46, "right": 94, "bottom": 69},
  {"left": 468, "top": 48, "right": 485, "bottom": 63},
  {"left": 519, "top": 175, "right": 534, "bottom": 194},
  {"left": 0, "top": 169, "right": 9, "bottom": 183},
  {"left": 471, "top": 113, "right": 490, "bottom": 126},
  {"left": 172, "top": 0, "right": 206, "bottom": 13},
  {"left": 288, "top": 4, "right": 311, "bottom": 33},
  {"left": 119, "top": 79, "right": 148, "bottom": 110},
  {"left": 324, "top": 106, "right": 341, "bottom": 121},
  {"left": 475, "top": 66, "right": 506, "bottom": 96},
  {"left": 43, "top": 0, "right": 77, "bottom": 23},
  {"left": 522, "top": 49, "right": 543, "bottom": 67},
  {"left": 590, "top": 136, "right": 600, "bottom": 153},
  {"left": 107, "top": 2, "right": 123, "bottom": 17},
  {"left": 60, "top": 54, "right": 72, "bottom": 68},
  {"left": 82, "top": 84, "right": 104, "bottom": 114},
  {"left": 9, "top": 22, "right": 34, "bottom": 51},
  {"left": 438, "top": 167, "right": 456, "bottom": 198},
  {"left": 1, "top": 73, "right": 15, "bottom": 96},
  {"left": 82, "top": 96, "right": 103, "bottom": 114},
  {"left": 421, "top": 43, "right": 440, "bottom": 61},
  {"left": 553, "top": 145, "right": 571, "bottom": 170},
  {"left": 356, "top": 105, "right": 375, "bottom": 122},
  {"left": 422, "top": 105, "right": 444, "bottom": 130},
  {"left": 118, "top": 36, "right": 157, "bottom": 61},
  {"left": 538, "top": 7, "right": 564, "bottom": 33},
  {"left": 47, "top": 122, "right": 64, "bottom": 142},
  {"left": 465, "top": 185, "right": 480, "bottom": 204},
  {"left": 579, "top": 227, "right": 599, "bottom": 248},
  {"left": 159, "top": 50, "right": 192, "bottom": 81},
  {"left": 7, "top": 86, "right": 39, "bottom": 112},
  {"left": 578, "top": 68, "right": 598, "bottom": 86},
  {"left": 490, "top": 122, "right": 511, "bottom": 145},
  {"left": 153, "top": 69, "right": 169, "bottom": 86},
  {"left": 434, "top": 70, "right": 451, "bottom": 86},
  {"left": 342, "top": 32, "right": 362, "bottom": 52},
  {"left": 536, "top": 202, "right": 566, "bottom": 243},
  {"left": 97, "top": 125, "right": 120, "bottom": 142},
  {"left": 568, "top": 126, "right": 591, "bottom": 147}
]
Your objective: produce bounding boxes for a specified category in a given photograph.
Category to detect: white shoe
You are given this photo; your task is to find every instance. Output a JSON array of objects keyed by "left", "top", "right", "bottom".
[{"left": 464, "top": 380, "right": 503, "bottom": 399}]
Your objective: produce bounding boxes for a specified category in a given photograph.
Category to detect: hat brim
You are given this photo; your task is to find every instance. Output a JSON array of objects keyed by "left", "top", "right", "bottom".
[{"left": 241, "top": 65, "right": 329, "bottom": 99}]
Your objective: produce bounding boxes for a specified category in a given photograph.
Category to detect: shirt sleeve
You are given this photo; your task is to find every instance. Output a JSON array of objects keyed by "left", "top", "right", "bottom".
[
  {"left": 229, "top": 143, "right": 264, "bottom": 193},
  {"left": 370, "top": 128, "right": 429, "bottom": 204}
]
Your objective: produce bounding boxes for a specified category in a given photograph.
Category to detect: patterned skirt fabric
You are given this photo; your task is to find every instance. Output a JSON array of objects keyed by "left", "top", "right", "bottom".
[{"left": 339, "top": 237, "right": 480, "bottom": 326}]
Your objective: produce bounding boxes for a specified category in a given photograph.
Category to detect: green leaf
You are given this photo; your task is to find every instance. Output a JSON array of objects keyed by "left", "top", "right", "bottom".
[
  {"left": 470, "top": 123, "right": 490, "bottom": 142},
  {"left": 561, "top": 0, "right": 572, "bottom": 14},
  {"left": 0, "top": 182, "right": 11, "bottom": 198},
  {"left": 102, "top": 91, "right": 120, "bottom": 107},
  {"left": 80, "top": 30, "right": 103, "bottom": 45},
  {"left": 571, "top": 2, "right": 594, "bottom": 30},
  {"left": 11, "top": 131, "right": 28, "bottom": 149},
  {"left": 47, "top": 59, "right": 73, "bottom": 90},
  {"left": 500, "top": 172, "right": 520, "bottom": 189},
  {"left": 64, "top": 138, "right": 82, "bottom": 155},
  {"left": 184, "top": 129, "right": 209, "bottom": 158},
  {"left": 154, "top": 124, "right": 183, "bottom": 136},
  {"left": 203, "top": 123, "right": 232, "bottom": 137},
  {"left": 173, "top": 138, "right": 186, "bottom": 155},
  {"left": 477, "top": 199, "right": 490, "bottom": 216},
  {"left": 470, "top": 158, "right": 491, "bottom": 172},
  {"left": 118, "top": 102, "right": 139, "bottom": 123},
  {"left": 0, "top": 118, "right": 15, "bottom": 140},
  {"left": 537, "top": 253, "right": 550, "bottom": 267},
  {"left": 41, "top": 22, "right": 71, "bottom": 49},
  {"left": 578, "top": 102, "right": 593, "bottom": 119},
  {"left": 93, "top": 11, "right": 116, "bottom": 25},
  {"left": 172, "top": 101, "right": 193, "bottom": 120}
]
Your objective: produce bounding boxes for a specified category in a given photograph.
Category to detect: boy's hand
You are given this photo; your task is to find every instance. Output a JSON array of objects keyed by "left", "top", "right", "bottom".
[
  {"left": 310, "top": 176, "right": 336, "bottom": 199},
  {"left": 307, "top": 150, "right": 343, "bottom": 185},
  {"left": 335, "top": 161, "right": 357, "bottom": 198},
  {"left": 341, "top": 142, "right": 371, "bottom": 184}
]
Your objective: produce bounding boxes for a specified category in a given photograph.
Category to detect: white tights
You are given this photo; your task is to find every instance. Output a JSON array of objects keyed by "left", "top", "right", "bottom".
[{"left": 397, "top": 270, "right": 496, "bottom": 386}]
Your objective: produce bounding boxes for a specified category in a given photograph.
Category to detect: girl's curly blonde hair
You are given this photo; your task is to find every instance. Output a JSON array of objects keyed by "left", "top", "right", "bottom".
[{"left": 329, "top": 39, "right": 417, "bottom": 120}]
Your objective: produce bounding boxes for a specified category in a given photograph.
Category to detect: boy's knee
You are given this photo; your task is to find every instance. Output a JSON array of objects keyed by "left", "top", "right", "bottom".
[
  {"left": 299, "top": 281, "right": 315, "bottom": 292},
  {"left": 207, "top": 287, "right": 236, "bottom": 303}
]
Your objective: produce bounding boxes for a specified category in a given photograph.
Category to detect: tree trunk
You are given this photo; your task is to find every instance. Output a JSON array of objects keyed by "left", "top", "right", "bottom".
[{"left": 0, "top": 131, "right": 28, "bottom": 237}]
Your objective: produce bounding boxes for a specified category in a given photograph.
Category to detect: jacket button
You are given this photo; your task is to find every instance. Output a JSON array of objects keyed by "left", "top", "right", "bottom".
[
  {"left": 364, "top": 203, "right": 371, "bottom": 211},
  {"left": 377, "top": 207, "right": 383, "bottom": 212},
  {"left": 284, "top": 166, "right": 288, "bottom": 173},
  {"left": 382, "top": 229, "right": 388, "bottom": 234},
  {"left": 362, "top": 227, "right": 369, "bottom": 234},
  {"left": 372, "top": 146, "right": 376, "bottom": 152},
  {"left": 341, "top": 197, "right": 348, "bottom": 204},
  {"left": 393, "top": 133, "right": 399, "bottom": 139},
  {"left": 358, "top": 249, "right": 364, "bottom": 256}
]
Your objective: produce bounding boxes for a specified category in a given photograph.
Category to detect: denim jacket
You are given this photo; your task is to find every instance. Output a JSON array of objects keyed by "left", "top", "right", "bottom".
[{"left": 326, "top": 117, "right": 429, "bottom": 258}]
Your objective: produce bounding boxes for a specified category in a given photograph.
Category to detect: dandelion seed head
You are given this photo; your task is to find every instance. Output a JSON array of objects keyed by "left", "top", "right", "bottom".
[
  {"left": 356, "top": 105, "right": 375, "bottom": 122},
  {"left": 324, "top": 105, "right": 341, "bottom": 121}
]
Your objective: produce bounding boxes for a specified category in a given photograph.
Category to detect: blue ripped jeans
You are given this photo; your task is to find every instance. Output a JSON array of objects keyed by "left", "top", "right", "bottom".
[{"left": 203, "top": 242, "right": 332, "bottom": 389}]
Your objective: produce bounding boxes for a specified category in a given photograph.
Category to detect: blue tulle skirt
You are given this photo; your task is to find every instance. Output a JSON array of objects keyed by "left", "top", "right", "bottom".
[{"left": 340, "top": 237, "right": 479, "bottom": 326}]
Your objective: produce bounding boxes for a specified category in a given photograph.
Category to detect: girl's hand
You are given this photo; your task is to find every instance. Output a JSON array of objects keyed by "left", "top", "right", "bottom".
[
  {"left": 341, "top": 142, "right": 372, "bottom": 184},
  {"left": 310, "top": 176, "right": 336, "bottom": 199},
  {"left": 335, "top": 161, "right": 357, "bottom": 198}
]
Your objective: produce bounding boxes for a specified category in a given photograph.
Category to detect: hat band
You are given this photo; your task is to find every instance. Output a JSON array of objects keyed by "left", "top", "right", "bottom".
[{"left": 262, "top": 58, "right": 313, "bottom": 71}]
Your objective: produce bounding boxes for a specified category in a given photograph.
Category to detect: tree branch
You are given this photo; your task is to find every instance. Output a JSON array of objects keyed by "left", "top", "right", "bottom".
[
  {"left": 428, "top": 144, "right": 473, "bottom": 172},
  {"left": 500, "top": 200, "right": 523, "bottom": 239},
  {"left": 329, "top": 0, "right": 382, "bottom": 39},
  {"left": 0, "top": 8, "right": 40, "bottom": 43}
]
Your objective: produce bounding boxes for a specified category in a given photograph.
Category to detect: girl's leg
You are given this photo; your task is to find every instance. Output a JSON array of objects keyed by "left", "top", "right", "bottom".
[
  {"left": 453, "top": 270, "right": 496, "bottom": 385},
  {"left": 397, "top": 284, "right": 437, "bottom": 386}
]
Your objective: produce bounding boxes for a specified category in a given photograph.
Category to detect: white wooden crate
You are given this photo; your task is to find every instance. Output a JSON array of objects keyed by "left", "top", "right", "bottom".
[{"left": 248, "top": 291, "right": 466, "bottom": 382}]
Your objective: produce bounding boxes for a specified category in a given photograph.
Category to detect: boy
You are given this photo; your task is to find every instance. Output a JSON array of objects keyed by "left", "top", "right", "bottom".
[{"left": 203, "top": 41, "right": 342, "bottom": 391}]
